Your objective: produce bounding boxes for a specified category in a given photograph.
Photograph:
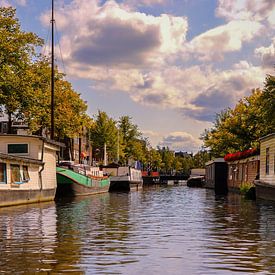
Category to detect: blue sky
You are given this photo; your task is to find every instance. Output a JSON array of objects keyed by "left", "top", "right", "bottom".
[{"left": 1, "top": 0, "right": 275, "bottom": 152}]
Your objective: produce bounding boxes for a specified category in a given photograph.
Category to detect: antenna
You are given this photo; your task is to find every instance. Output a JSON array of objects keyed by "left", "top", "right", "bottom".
[{"left": 51, "top": 0, "right": 55, "bottom": 140}]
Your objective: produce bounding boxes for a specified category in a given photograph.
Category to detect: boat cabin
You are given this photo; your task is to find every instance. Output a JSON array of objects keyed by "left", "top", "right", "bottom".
[
  {"left": 205, "top": 158, "right": 228, "bottom": 194},
  {"left": 255, "top": 133, "right": 275, "bottom": 201},
  {"left": 227, "top": 156, "right": 259, "bottom": 190},
  {"left": 0, "top": 135, "right": 61, "bottom": 207}
]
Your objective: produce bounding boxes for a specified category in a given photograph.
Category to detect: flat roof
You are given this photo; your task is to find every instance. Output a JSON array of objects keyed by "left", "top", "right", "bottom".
[
  {"left": 0, "top": 134, "right": 65, "bottom": 148},
  {"left": 259, "top": 133, "right": 275, "bottom": 142}
]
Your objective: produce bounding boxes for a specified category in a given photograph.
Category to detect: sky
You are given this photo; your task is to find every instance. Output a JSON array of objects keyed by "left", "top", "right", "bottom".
[{"left": 1, "top": 0, "right": 275, "bottom": 152}]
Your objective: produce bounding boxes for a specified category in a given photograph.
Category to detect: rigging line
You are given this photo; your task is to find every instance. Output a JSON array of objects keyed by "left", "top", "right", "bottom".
[
  {"left": 41, "top": 22, "right": 51, "bottom": 57},
  {"left": 54, "top": 21, "right": 67, "bottom": 76}
]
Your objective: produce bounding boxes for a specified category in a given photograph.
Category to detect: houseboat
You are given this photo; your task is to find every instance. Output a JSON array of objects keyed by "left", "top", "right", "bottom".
[
  {"left": 102, "top": 164, "right": 143, "bottom": 192},
  {"left": 255, "top": 133, "right": 275, "bottom": 201},
  {"left": 0, "top": 134, "right": 61, "bottom": 207},
  {"left": 225, "top": 149, "right": 259, "bottom": 192},
  {"left": 56, "top": 164, "right": 110, "bottom": 197},
  {"left": 205, "top": 158, "right": 228, "bottom": 195}
]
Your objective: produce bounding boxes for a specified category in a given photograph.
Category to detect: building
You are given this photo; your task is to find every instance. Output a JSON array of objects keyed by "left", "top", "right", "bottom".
[{"left": 255, "top": 133, "right": 275, "bottom": 201}]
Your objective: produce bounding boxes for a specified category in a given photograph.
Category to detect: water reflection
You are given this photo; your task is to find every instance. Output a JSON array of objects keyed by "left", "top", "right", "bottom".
[{"left": 0, "top": 187, "right": 274, "bottom": 274}]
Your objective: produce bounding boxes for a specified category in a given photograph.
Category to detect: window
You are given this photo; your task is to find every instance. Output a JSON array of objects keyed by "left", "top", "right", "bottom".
[
  {"left": 0, "top": 163, "right": 7, "bottom": 184},
  {"left": 10, "top": 164, "right": 21, "bottom": 183},
  {"left": 8, "top": 144, "right": 28, "bottom": 155},
  {"left": 22, "top": 166, "right": 30, "bottom": 182},
  {"left": 266, "top": 148, "right": 270, "bottom": 175}
]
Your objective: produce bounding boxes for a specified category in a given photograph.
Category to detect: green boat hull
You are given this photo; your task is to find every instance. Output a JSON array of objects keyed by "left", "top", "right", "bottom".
[{"left": 56, "top": 167, "right": 110, "bottom": 197}]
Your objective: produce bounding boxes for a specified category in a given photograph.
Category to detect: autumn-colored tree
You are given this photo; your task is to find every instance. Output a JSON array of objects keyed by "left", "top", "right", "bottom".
[
  {"left": 0, "top": 7, "right": 43, "bottom": 132},
  {"left": 202, "top": 75, "right": 275, "bottom": 156}
]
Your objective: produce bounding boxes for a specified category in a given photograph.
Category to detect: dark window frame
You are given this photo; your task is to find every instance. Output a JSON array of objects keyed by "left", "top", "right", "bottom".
[{"left": 7, "top": 143, "right": 29, "bottom": 155}]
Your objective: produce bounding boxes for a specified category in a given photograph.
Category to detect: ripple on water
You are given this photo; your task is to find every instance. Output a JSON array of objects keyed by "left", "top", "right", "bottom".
[{"left": 0, "top": 187, "right": 274, "bottom": 274}]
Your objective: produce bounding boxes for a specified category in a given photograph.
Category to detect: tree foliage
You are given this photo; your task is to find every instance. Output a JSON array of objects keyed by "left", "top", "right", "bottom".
[
  {"left": 89, "top": 111, "right": 118, "bottom": 162},
  {"left": 0, "top": 7, "right": 43, "bottom": 132},
  {"left": 202, "top": 75, "right": 275, "bottom": 157}
]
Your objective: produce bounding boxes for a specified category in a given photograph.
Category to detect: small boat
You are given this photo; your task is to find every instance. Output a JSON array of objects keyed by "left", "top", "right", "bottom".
[
  {"left": 187, "top": 168, "right": 206, "bottom": 188},
  {"left": 56, "top": 165, "right": 110, "bottom": 197},
  {"left": 103, "top": 165, "right": 143, "bottom": 192},
  {"left": 0, "top": 134, "right": 61, "bottom": 207}
]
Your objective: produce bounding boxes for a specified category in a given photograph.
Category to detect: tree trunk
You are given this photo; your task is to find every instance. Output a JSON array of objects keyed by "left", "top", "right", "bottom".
[{"left": 7, "top": 112, "right": 12, "bottom": 134}]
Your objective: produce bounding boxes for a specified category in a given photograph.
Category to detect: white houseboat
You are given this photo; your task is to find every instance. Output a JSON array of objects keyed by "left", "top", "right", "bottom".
[
  {"left": 255, "top": 133, "right": 275, "bottom": 201},
  {"left": 0, "top": 135, "right": 61, "bottom": 207},
  {"left": 102, "top": 164, "right": 143, "bottom": 192}
]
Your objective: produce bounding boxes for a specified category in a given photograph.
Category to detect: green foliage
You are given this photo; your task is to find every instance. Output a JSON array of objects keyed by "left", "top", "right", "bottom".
[
  {"left": 239, "top": 182, "right": 256, "bottom": 200},
  {"left": 89, "top": 111, "right": 118, "bottom": 162},
  {"left": 202, "top": 76, "right": 275, "bottom": 157},
  {"left": 0, "top": 7, "right": 43, "bottom": 132},
  {"left": 118, "top": 116, "right": 143, "bottom": 165}
]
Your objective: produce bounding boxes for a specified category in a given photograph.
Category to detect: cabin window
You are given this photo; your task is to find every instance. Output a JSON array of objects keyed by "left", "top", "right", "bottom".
[
  {"left": 0, "top": 163, "right": 7, "bottom": 184},
  {"left": 266, "top": 148, "right": 270, "bottom": 175},
  {"left": 10, "top": 164, "right": 21, "bottom": 183},
  {"left": 8, "top": 144, "right": 28, "bottom": 155},
  {"left": 22, "top": 166, "right": 30, "bottom": 182}
]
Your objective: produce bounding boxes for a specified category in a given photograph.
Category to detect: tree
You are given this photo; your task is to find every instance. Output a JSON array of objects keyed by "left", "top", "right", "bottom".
[
  {"left": 0, "top": 7, "right": 43, "bottom": 133},
  {"left": 89, "top": 111, "right": 118, "bottom": 163},
  {"left": 202, "top": 77, "right": 275, "bottom": 157},
  {"left": 118, "top": 116, "right": 142, "bottom": 165}
]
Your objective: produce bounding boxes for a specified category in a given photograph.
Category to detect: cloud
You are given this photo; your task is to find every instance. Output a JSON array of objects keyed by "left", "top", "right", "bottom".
[
  {"left": 255, "top": 39, "right": 275, "bottom": 69},
  {"left": 158, "top": 131, "right": 202, "bottom": 152},
  {"left": 39, "top": 0, "right": 269, "bottom": 125},
  {"left": 123, "top": 0, "right": 167, "bottom": 8},
  {"left": 186, "top": 20, "right": 262, "bottom": 61},
  {"left": 0, "top": 0, "right": 27, "bottom": 6},
  {"left": 41, "top": 0, "right": 188, "bottom": 69},
  {"left": 216, "top": 0, "right": 275, "bottom": 23}
]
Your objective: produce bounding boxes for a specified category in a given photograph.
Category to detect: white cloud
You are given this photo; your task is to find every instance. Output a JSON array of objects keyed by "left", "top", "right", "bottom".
[
  {"left": 158, "top": 131, "right": 202, "bottom": 152},
  {"left": 39, "top": 0, "right": 269, "bottom": 125},
  {"left": 216, "top": 0, "right": 275, "bottom": 23},
  {"left": 186, "top": 20, "right": 262, "bottom": 61},
  {"left": 255, "top": 38, "right": 275, "bottom": 69},
  {"left": 41, "top": 0, "right": 187, "bottom": 68}
]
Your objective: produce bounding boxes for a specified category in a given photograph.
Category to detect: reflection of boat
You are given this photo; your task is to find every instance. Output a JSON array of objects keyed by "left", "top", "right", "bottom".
[
  {"left": 0, "top": 134, "right": 61, "bottom": 207},
  {"left": 56, "top": 166, "right": 110, "bottom": 197},
  {"left": 103, "top": 166, "right": 143, "bottom": 192}
]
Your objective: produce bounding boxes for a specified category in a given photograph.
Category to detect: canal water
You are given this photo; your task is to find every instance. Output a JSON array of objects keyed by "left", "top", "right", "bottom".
[{"left": 0, "top": 185, "right": 275, "bottom": 274}]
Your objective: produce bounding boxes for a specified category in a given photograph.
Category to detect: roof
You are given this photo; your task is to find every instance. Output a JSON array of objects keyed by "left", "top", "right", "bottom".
[
  {"left": 0, "top": 134, "right": 65, "bottom": 148},
  {"left": 0, "top": 153, "right": 43, "bottom": 165},
  {"left": 259, "top": 133, "right": 275, "bottom": 142}
]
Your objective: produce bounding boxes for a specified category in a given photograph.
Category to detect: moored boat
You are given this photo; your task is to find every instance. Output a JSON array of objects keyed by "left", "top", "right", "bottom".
[
  {"left": 56, "top": 166, "right": 110, "bottom": 197},
  {"left": 0, "top": 134, "right": 61, "bottom": 207},
  {"left": 103, "top": 165, "right": 143, "bottom": 192},
  {"left": 187, "top": 168, "right": 206, "bottom": 188}
]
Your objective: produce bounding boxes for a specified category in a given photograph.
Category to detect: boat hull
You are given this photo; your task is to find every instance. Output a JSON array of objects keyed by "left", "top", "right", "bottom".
[
  {"left": 255, "top": 181, "right": 275, "bottom": 201},
  {"left": 109, "top": 180, "right": 143, "bottom": 192},
  {"left": 56, "top": 168, "right": 110, "bottom": 197},
  {"left": 0, "top": 188, "right": 56, "bottom": 207}
]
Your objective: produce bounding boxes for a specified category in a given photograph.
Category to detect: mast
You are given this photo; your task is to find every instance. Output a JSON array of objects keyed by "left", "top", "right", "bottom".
[{"left": 50, "top": 0, "right": 55, "bottom": 140}]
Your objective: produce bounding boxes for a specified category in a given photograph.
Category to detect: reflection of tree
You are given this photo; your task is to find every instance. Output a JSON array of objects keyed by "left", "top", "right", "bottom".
[{"left": 202, "top": 191, "right": 275, "bottom": 273}]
